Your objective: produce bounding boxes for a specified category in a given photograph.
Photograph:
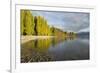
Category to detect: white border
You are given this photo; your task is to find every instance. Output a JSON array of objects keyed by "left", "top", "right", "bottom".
[{"left": 11, "top": 4, "right": 96, "bottom": 73}]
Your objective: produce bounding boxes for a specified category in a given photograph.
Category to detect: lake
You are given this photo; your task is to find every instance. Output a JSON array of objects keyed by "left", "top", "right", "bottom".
[{"left": 21, "top": 36, "right": 89, "bottom": 63}]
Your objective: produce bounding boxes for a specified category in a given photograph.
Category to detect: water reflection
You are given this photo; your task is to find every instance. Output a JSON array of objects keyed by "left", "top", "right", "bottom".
[{"left": 21, "top": 36, "right": 89, "bottom": 63}]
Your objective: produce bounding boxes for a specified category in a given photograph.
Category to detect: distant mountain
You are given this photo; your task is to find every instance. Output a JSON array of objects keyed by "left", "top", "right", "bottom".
[
  {"left": 77, "top": 32, "right": 89, "bottom": 35},
  {"left": 77, "top": 31, "right": 89, "bottom": 39}
]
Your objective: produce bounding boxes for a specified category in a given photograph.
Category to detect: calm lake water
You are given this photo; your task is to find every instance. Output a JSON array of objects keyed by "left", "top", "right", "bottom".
[{"left": 21, "top": 36, "right": 89, "bottom": 63}]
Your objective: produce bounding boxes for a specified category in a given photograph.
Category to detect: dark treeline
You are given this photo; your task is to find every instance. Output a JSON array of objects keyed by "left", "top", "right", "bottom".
[{"left": 21, "top": 10, "right": 76, "bottom": 37}]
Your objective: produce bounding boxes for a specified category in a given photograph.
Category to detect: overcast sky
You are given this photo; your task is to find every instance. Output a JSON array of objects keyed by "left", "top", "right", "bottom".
[{"left": 32, "top": 10, "right": 90, "bottom": 33}]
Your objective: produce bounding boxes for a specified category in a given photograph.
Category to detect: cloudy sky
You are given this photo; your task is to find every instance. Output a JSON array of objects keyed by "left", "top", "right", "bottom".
[{"left": 31, "top": 10, "right": 90, "bottom": 33}]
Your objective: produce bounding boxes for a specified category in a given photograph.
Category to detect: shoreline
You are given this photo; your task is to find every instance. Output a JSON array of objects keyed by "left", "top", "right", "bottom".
[
  {"left": 21, "top": 35, "right": 74, "bottom": 44},
  {"left": 21, "top": 36, "right": 56, "bottom": 44}
]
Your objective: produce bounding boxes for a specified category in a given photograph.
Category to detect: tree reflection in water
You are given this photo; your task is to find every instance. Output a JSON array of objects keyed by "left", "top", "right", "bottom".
[{"left": 21, "top": 37, "right": 76, "bottom": 63}]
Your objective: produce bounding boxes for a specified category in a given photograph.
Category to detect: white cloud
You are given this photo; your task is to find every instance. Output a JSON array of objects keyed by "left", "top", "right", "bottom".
[
  {"left": 32, "top": 10, "right": 89, "bottom": 32},
  {"left": 78, "top": 28, "right": 89, "bottom": 33}
]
